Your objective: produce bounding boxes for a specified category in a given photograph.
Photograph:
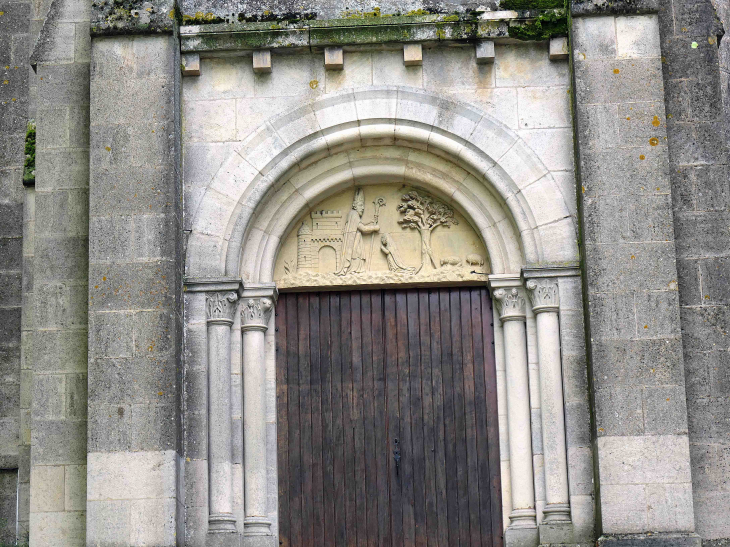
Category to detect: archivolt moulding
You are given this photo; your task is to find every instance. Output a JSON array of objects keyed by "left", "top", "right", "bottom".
[{"left": 185, "top": 86, "right": 578, "bottom": 281}]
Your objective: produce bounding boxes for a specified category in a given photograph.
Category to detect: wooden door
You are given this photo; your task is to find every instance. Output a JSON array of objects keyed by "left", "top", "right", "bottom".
[{"left": 276, "top": 288, "right": 502, "bottom": 547}]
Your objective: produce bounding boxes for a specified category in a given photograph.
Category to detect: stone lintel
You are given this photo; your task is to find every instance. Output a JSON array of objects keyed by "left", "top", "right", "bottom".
[
  {"left": 570, "top": 0, "right": 658, "bottom": 17},
  {"left": 522, "top": 266, "right": 580, "bottom": 279},
  {"left": 487, "top": 273, "right": 521, "bottom": 291},
  {"left": 242, "top": 283, "right": 278, "bottom": 302},
  {"left": 184, "top": 277, "right": 243, "bottom": 294},
  {"left": 597, "top": 534, "right": 701, "bottom": 547}
]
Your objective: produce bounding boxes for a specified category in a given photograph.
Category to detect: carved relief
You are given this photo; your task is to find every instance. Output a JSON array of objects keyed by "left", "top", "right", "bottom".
[
  {"left": 206, "top": 291, "right": 239, "bottom": 324},
  {"left": 494, "top": 288, "right": 526, "bottom": 321},
  {"left": 274, "top": 185, "right": 490, "bottom": 289},
  {"left": 526, "top": 279, "right": 560, "bottom": 313},
  {"left": 241, "top": 297, "right": 274, "bottom": 330}
]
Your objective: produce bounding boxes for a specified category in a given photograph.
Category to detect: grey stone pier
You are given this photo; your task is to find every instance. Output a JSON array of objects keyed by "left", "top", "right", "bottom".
[
  {"left": 240, "top": 284, "right": 278, "bottom": 546},
  {"left": 206, "top": 288, "right": 240, "bottom": 535}
]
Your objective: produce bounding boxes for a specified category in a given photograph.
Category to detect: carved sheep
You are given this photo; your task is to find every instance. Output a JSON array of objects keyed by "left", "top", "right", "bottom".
[
  {"left": 465, "top": 254, "right": 485, "bottom": 267},
  {"left": 440, "top": 256, "right": 462, "bottom": 267}
]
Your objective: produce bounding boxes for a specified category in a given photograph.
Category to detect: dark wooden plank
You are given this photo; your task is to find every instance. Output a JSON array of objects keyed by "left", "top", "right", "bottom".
[
  {"left": 471, "top": 289, "right": 493, "bottom": 547},
  {"left": 439, "top": 288, "right": 460, "bottom": 546},
  {"left": 384, "top": 290, "right": 403, "bottom": 547},
  {"left": 351, "top": 292, "right": 367, "bottom": 547},
  {"left": 418, "top": 290, "right": 438, "bottom": 547},
  {"left": 286, "top": 294, "right": 303, "bottom": 547},
  {"left": 361, "top": 292, "right": 379, "bottom": 547},
  {"left": 481, "top": 289, "right": 503, "bottom": 547},
  {"left": 450, "top": 289, "right": 471, "bottom": 546},
  {"left": 460, "top": 289, "right": 482, "bottom": 547},
  {"left": 372, "top": 291, "right": 390, "bottom": 547},
  {"left": 341, "top": 293, "right": 356, "bottom": 547},
  {"left": 330, "top": 293, "right": 347, "bottom": 547},
  {"left": 395, "top": 290, "right": 415, "bottom": 546},
  {"left": 407, "top": 290, "right": 427, "bottom": 547},
  {"left": 298, "top": 293, "right": 314, "bottom": 546},
  {"left": 320, "top": 294, "right": 336, "bottom": 547},
  {"left": 430, "top": 289, "right": 449, "bottom": 547},
  {"left": 310, "top": 294, "right": 325, "bottom": 545},
  {"left": 276, "top": 295, "right": 290, "bottom": 547}
]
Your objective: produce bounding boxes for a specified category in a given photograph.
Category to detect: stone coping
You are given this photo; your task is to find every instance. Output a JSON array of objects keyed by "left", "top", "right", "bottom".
[{"left": 179, "top": 11, "right": 559, "bottom": 53}]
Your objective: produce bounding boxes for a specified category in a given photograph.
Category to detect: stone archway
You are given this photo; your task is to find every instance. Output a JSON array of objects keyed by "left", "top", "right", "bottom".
[{"left": 184, "top": 86, "right": 584, "bottom": 547}]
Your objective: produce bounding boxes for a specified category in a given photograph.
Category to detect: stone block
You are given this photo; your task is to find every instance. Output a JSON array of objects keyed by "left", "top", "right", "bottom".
[
  {"left": 591, "top": 338, "right": 685, "bottom": 387},
  {"left": 33, "top": 329, "right": 87, "bottom": 374},
  {"left": 183, "top": 58, "right": 255, "bottom": 101},
  {"left": 674, "top": 211, "right": 730, "bottom": 259},
  {"left": 574, "top": 59, "right": 665, "bottom": 105},
  {"left": 594, "top": 385, "right": 645, "bottom": 437},
  {"left": 89, "top": 260, "right": 176, "bottom": 312},
  {"left": 403, "top": 43, "right": 422, "bottom": 66},
  {"left": 475, "top": 40, "right": 495, "bottom": 64},
  {"left": 324, "top": 51, "right": 372, "bottom": 93},
  {"left": 518, "top": 128, "right": 574, "bottom": 172},
  {"left": 130, "top": 497, "right": 177, "bottom": 545},
  {"left": 87, "top": 449, "right": 176, "bottom": 501},
  {"left": 324, "top": 47, "right": 343, "bottom": 70},
  {"left": 65, "top": 373, "right": 87, "bottom": 420},
  {"left": 89, "top": 215, "right": 133, "bottom": 262},
  {"left": 34, "top": 149, "right": 89, "bottom": 192},
  {"left": 182, "top": 53, "right": 201, "bottom": 76},
  {"left": 29, "top": 465, "right": 65, "bottom": 512},
  {"left": 572, "top": 16, "right": 618, "bottom": 61},
  {"left": 90, "top": 311, "right": 134, "bottom": 358},
  {"left": 423, "top": 46, "right": 492, "bottom": 90},
  {"left": 36, "top": 106, "right": 70, "bottom": 149},
  {"left": 182, "top": 99, "right": 236, "bottom": 143},
  {"left": 35, "top": 188, "right": 89, "bottom": 236},
  {"left": 37, "top": 63, "right": 90, "bottom": 106},
  {"left": 496, "top": 42, "right": 568, "bottom": 87},
  {"left": 615, "top": 15, "right": 661, "bottom": 59},
  {"left": 579, "top": 145, "right": 669, "bottom": 198},
  {"left": 33, "top": 235, "right": 88, "bottom": 282},
  {"left": 645, "top": 482, "right": 695, "bottom": 532},
  {"left": 30, "top": 419, "right": 87, "bottom": 465},
  {"left": 64, "top": 464, "right": 86, "bottom": 511},
  {"left": 576, "top": 103, "right": 620, "bottom": 151},
  {"left": 252, "top": 53, "right": 324, "bottom": 99},
  {"left": 586, "top": 291, "right": 636, "bottom": 342},
  {"left": 31, "top": 374, "right": 65, "bottom": 419},
  {"left": 28, "top": 511, "right": 86, "bottom": 546},
  {"left": 597, "top": 435, "right": 692, "bottom": 485},
  {"left": 504, "top": 525, "right": 539, "bottom": 547},
  {"left": 601, "top": 484, "right": 648, "bottom": 534},
  {"left": 597, "top": 533, "right": 702, "bottom": 547},
  {"left": 133, "top": 214, "right": 176, "bottom": 260},
  {"left": 130, "top": 403, "right": 176, "bottom": 451},
  {"left": 87, "top": 403, "right": 132, "bottom": 452},
  {"left": 133, "top": 310, "right": 175, "bottom": 357},
  {"left": 680, "top": 306, "right": 730, "bottom": 353},
  {"left": 642, "top": 385, "right": 688, "bottom": 435},
  {"left": 634, "top": 290, "right": 681, "bottom": 339},
  {"left": 86, "top": 499, "right": 132, "bottom": 545},
  {"left": 549, "top": 37, "right": 569, "bottom": 61}
]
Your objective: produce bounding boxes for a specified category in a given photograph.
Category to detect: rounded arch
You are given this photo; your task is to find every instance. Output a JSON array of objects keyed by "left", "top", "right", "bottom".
[{"left": 186, "top": 86, "right": 578, "bottom": 281}]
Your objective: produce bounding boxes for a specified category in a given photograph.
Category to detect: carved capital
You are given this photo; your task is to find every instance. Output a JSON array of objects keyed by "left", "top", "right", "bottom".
[
  {"left": 241, "top": 297, "right": 274, "bottom": 331},
  {"left": 526, "top": 279, "right": 560, "bottom": 314},
  {"left": 493, "top": 287, "right": 526, "bottom": 322},
  {"left": 206, "top": 291, "right": 239, "bottom": 325}
]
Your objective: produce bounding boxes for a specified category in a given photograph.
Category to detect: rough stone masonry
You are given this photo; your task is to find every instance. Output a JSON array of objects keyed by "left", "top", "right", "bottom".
[{"left": 0, "top": 0, "right": 728, "bottom": 545}]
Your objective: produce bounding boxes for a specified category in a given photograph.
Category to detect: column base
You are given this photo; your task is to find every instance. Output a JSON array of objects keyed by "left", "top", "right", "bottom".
[
  {"left": 243, "top": 535, "right": 278, "bottom": 547},
  {"left": 244, "top": 516, "right": 272, "bottom": 536},
  {"left": 506, "top": 524, "right": 540, "bottom": 547},
  {"left": 597, "top": 533, "right": 701, "bottom": 547},
  {"left": 206, "top": 531, "right": 239, "bottom": 547},
  {"left": 539, "top": 520, "right": 574, "bottom": 545},
  {"left": 209, "top": 513, "right": 237, "bottom": 533}
]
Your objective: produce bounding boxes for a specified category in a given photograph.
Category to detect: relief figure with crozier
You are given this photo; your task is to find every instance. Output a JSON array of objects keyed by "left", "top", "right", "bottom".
[{"left": 335, "top": 188, "right": 380, "bottom": 275}]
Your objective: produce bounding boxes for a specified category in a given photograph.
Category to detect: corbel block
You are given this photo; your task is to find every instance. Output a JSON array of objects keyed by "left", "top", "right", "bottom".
[
  {"left": 181, "top": 53, "right": 200, "bottom": 76},
  {"left": 324, "top": 46, "right": 344, "bottom": 70},
  {"left": 253, "top": 50, "right": 272, "bottom": 73},
  {"left": 403, "top": 43, "right": 423, "bottom": 66},
  {"left": 475, "top": 40, "right": 495, "bottom": 64},
  {"left": 549, "top": 37, "right": 569, "bottom": 60}
]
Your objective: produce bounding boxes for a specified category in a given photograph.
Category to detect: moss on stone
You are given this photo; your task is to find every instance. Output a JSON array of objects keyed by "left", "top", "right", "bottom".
[
  {"left": 23, "top": 120, "right": 35, "bottom": 186},
  {"left": 499, "top": 0, "right": 564, "bottom": 9},
  {"left": 507, "top": 8, "right": 567, "bottom": 40}
]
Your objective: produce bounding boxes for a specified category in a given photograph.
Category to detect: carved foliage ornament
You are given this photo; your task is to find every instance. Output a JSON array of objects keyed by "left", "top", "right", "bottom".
[
  {"left": 241, "top": 297, "right": 274, "bottom": 330},
  {"left": 526, "top": 279, "right": 560, "bottom": 313},
  {"left": 493, "top": 288, "right": 526, "bottom": 321},
  {"left": 206, "top": 292, "right": 239, "bottom": 324}
]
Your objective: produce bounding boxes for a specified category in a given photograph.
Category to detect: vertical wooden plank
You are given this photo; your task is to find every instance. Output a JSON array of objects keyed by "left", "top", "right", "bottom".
[
  {"left": 460, "top": 289, "right": 481, "bottom": 547},
  {"left": 450, "top": 289, "right": 471, "bottom": 545},
  {"left": 351, "top": 292, "right": 367, "bottom": 547},
  {"left": 341, "top": 293, "right": 356, "bottom": 547},
  {"left": 395, "top": 290, "right": 415, "bottom": 546},
  {"left": 418, "top": 290, "right": 438, "bottom": 546},
  {"left": 298, "top": 293, "right": 314, "bottom": 546},
  {"left": 331, "top": 293, "right": 347, "bottom": 546},
  {"left": 276, "top": 294, "right": 290, "bottom": 547},
  {"left": 286, "top": 295, "right": 302, "bottom": 546},
  {"left": 361, "top": 292, "right": 378, "bottom": 547},
  {"left": 407, "top": 290, "right": 427, "bottom": 547},
  {"left": 372, "top": 291, "right": 390, "bottom": 547},
  {"left": 384, "top": 290, "right": 403, "bottom": 546},
  {"left": 310, "top": 295, "right": 325, "bottom": 545},
  {"left": 481, "top": 289, "right": 503, "bottom": 547},
  {"left": 430, "top": 290, "right": 449, "bottom": 547},
  {"left": 440, "top": 289, "right": 460, "bottom": 545},
  {"left": 471, "top": 289, "right": 494, "bottom": 546},
  {"left": 320, "top": 294, "right": 335, "bottom": 547}
]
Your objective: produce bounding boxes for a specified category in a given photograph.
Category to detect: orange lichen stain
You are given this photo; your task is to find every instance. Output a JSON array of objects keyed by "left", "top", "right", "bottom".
[
  {"left": 626, "top": 116, "right": 631, "bottom": 120},
  {"left": 94, "top": 285, "right": 99, "bottom": 289},
  {"left": 309, "top": 79, "right": 319, "bottom": 89},
  {"left": 666, "top": 398, "right": 670, "bottom": 401},
  {"left": 656, "top": 187, "right": 660, "bottom": 191},
  {"left": 649, "top": 137, "right": 659, "bottom": 146},
  {"left": 708, "top": 36, "right": 716, "bottom": 45},
  {"left": 105, "top": 146, "right": 111, "bottom": 151},
  {"left": 613, "top": 68, "right": 620, "bottom": 74},
  {"left": 652, "top": 116, "right": 661, "bottom": 127},
  {"left": 631, "top": 255, "right": 636, "bottom": 260},
  {"left": 598, "top": 428, "right": 604, "bottom": 432},
  {"left": 705, "top": 295, "right": 710, "bottom": 299},
  {"left": 581, "top": 186, "right": 586, "bottom": 193},
  {"left": 681, "top": 27, "right": 687, "bottom": 32},
  {"left": 644, "top": 325, "right": 649, "bottom": 329},
  {"left": 2, "top": 81, "right": 8, "bottom": 85},
  {"left": 102, "top": 276, "right": 107, "bottom": 281},
  {"left": 640, "top": 155, "right": 646, "bottom": 160},
  {"left": 158, "top": 391, "right": 164, "bottom": 396}
]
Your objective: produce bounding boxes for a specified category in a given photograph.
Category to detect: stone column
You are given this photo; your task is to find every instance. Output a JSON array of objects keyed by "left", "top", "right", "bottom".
[
  {"left": 240, "top": 284, "right": 277, "bottom": 545},
  {"left": 206, "top": 291, "right": 239, "bottom": 534},
  {"left": 526, "top": 279, "right": 572, "bottom": 541},
  {"left": 493, "top": 285, "right": 538, "bottom": 547}
]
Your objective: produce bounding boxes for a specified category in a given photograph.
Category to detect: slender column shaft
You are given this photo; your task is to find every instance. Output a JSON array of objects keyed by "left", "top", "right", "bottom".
[
  {"left": 527, "top": 279, "right": 570, "bottom": 522},
  {"left": 494, "top": 287, "right": 537, "bottom": 530},
  {"left": 206, "top": 291, "right": 239, "bottom": 533},
  {"left": 240, "top": 288, "right": 277, "bottom": 537}
]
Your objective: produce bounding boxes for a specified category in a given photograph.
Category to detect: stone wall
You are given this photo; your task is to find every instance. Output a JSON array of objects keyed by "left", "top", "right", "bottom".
[{"left": 657, "top": 0, "right": 730, "bottom": 543}]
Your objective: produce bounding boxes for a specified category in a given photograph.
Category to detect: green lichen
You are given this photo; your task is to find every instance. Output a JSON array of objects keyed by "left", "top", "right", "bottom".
[
  {"left": 340, "top": 7, "right": 397, "bottom": 18},
  {"left": 441, "top": 14, "right": 460, "bottom": 21},
  {"left": 182, "top": 11, "right": 224, "bottom": 24},
  {"left": 508, "top": 8, "right": 567, "bottom": 40},
  {"left": 23, "top": 120, "right": 35, "bottom": 186},
  {"left": 499, "top": 0, "right": 564, "bottom": 9},
  {"left": 405, "top": 8, "right": 433, "bottom": 15}
]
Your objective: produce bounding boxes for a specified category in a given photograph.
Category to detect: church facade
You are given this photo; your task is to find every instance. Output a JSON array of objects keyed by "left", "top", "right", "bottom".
[{"left": 0, "top": 0, "right": 728, "bottom": 546}]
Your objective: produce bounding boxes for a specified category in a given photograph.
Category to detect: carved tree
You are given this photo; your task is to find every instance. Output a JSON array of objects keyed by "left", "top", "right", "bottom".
[{"left": 397, "top": 190, "right": 458, "bottom": 273}]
